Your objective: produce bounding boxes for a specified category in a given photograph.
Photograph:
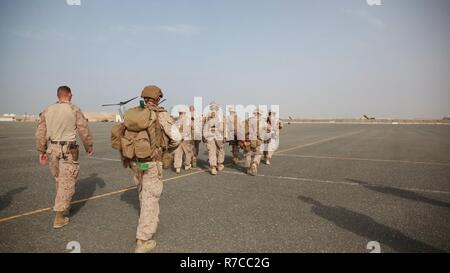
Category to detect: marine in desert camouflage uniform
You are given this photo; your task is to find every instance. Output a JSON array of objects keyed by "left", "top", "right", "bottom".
[
  {"left": 241, "top": 108, "right": 268, "bottom": 176},
  {"left": 173, "top": 109, "right": 194, "bottom": 174},
  {"left": 202, "top": 101, "right": 226, "bottom": 175},
  {"left": 226, "top": 106, "right": 244, "bottom": 165},
  {"left": 35, "top": 85, "right": 93, "bottom": 229},
  {"left": 189, "top": 105, "right": 202, "bottom": 168},
  {"left": 263, "top": 110, "right": 283, "bottom": 165},
  {"left": 125, "top": 85, "right": 181, "bottom": 253}
]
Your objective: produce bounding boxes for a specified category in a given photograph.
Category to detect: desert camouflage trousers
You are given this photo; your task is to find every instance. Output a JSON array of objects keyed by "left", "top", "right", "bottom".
[
  {"left": 47, "top": 143, "right": 80, "bottom": 212},
  {"left": 174, "top": 140, "right": 194, "bottom": 169},
  {"left": 229, "top": 140, "right": 240, "bottom": 159},
  {"left": 130, "top": 161, "right": 163, "bottom": 241},
  {"left": 192, "top": 140, "right": 201, "bottom": 163},
  {"left": 245, "top": 145, "right": 262, "bottom": 168},
  {"left": 263, "top": 137, "right": 279, "bottom": 159},
  {"left": 206, "top": 139, "right": 225, "bottom": 167}
]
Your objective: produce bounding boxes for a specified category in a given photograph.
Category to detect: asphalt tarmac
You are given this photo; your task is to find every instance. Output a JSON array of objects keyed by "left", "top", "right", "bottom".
[{"left": 0, "top": 122, "right": 449, "bottom": 253}]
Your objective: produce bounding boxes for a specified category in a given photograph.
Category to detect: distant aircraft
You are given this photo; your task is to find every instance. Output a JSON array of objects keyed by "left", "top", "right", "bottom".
[
  {"left": 101, "top": 96, "right": 167, "bottom": 122},
  {"left": 101, "top": 97, "right": 138, "bottom": 121},
  {"left": 288, "top": 116, "right": 293, "bottom": 125},
  {"left": 363, "top": 115, "right": 376, "bottom": 120}
]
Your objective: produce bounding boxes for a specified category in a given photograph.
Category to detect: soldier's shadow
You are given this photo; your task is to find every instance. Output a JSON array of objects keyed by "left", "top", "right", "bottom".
[
  {"left": 346, "top": 178, "right": 450, "bottom": 209},
  {"left": 224, "top": 154, "right": 247, "bottom": 173},
  {"left": 0, "top": 186, "right": 27, "bottom": 211},
  {"left": 120, "top": 189, "right": 139, "bottom": 211},
  {"left": 298, "top": 195, "right": 445, "bottom": 253},
  {"left": 71, "top": 173, "right": 106, "bottom": 216},
  {"left": 195, "top": 158, "right": 210, "bottom": 170}
]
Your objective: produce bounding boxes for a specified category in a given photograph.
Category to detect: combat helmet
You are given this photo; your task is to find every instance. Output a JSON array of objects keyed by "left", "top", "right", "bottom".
[
  {"left": 209, "top": 101, "right": 220, "bottom": 111},
  {"left": 141, "top": 85, "right": 163, "bottom": 99}
]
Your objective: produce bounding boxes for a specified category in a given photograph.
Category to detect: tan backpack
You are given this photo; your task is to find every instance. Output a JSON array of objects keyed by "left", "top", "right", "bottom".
[
  {"left": 111, "top": 106, "right": 167, "bottom": 162},
  {"left": 111, "top": 123, "right": 126, "bottom": 151},
  {"left": 123, "top": 107, "right": 153, "bottom": 132}
]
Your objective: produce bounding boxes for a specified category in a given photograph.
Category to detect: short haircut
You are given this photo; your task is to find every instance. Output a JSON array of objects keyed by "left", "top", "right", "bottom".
[{"left": 57, "top": 86, "right": 72, "bottom": 98}]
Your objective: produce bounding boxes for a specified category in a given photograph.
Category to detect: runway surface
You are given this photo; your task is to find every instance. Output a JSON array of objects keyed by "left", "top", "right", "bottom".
[{"left": 0, "top": 122, "right": 449, "bottom": 253}]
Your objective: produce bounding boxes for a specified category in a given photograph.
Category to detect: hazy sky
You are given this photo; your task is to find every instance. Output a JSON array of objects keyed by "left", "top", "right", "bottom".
[{"left": 0, "top": 0, "right": 449, "bottom": 118}]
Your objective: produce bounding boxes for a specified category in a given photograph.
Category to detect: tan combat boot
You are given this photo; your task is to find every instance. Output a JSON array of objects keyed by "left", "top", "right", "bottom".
[
  {"left": 53, "top": 211, "right": 69, "bottom": 229},
  {"left": 265, "top": 159, "right": 271, "bottom": 165},
  {"left": 63, "top": 207, "right": 70, "bottom": 217},
  {"left": 176, "top": 168, "right": 181, "bottom": 174},
  {"left": 135, "top": 239, "right": 157, "bottom": 253},
  {"left": 232, "top": 157, "right": 239, "bottom": 165},
  {"left": 218, "top": 164, "right": 225, "bottom": 171},
  {"left": 211, "top": 166, "right": 217, "bottom": 175},
  {"left": 185, "top": 164, "right": 191, "bottom": 171},
  {"left": 247, "top": 163, "right": 258, "bottom": 176}
]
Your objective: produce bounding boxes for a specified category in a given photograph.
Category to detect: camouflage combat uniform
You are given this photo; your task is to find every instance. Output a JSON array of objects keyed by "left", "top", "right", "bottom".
[
  {"left": 190, "top": 115, "right": 202, "bottom": 167},
  {"left": 36, "top": 101, "right": 93, "bottom": 212},
  {"left": 242, "top": 113, "right": 268, "bottom": 175},
  {"left": 173, "top": 112, "right": 194, "bottom": 171},
  {"left": 202, "top": 109, "right": 226, "bottom": 174},
  {"left": 264, "top": 117, "right": 283, "bottom": 161},
  {"left": 226, "top": 111, "right": 244, "bottom": 163},
  {"left": 116, "top": 85, "right": 181, "bottom": 253}
]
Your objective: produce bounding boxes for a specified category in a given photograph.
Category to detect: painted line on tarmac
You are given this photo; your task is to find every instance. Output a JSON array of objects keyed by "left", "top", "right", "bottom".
[
  {"left": 221, "top": 170, "right": 450, "bottom": 195},
  {"left": 275, "top": 154, "right": 450, "bottom": 167},
  {"left": 275, "top": 130, "right": 364, "bottom": 154},
  {"left": 0, "top": 207, "right": 53, "bottom": 224},
  {"left": 0, "top": 131, "right": 364, "bottom": 224}
]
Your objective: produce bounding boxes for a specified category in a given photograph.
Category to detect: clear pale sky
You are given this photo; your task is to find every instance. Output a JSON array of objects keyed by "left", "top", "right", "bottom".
[{"left": 0, "top": 0, "right": 449, "bottom": 118}]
